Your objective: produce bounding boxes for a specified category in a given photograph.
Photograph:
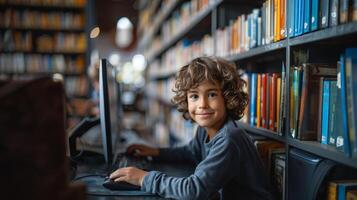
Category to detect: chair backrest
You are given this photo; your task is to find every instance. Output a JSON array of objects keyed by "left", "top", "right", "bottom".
[{"left": 0, "top": 77, "right": 85, "bottom": 200}]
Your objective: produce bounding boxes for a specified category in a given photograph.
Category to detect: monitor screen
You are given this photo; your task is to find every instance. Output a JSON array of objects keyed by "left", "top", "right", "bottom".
[{"left": 99, "top": 58, "right": 121, "bottom": 164}]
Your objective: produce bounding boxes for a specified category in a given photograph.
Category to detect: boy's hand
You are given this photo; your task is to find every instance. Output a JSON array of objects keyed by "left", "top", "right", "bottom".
[
  {"left": 109, "top": 167, "right": 148, "bottom": 186},
  {"left": 126, "top": 144, "right": 159, "bottom": 157}
]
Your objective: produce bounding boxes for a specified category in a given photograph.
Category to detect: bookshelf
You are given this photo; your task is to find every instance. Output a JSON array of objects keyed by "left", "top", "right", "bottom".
[
  {"left": 139, "top": 0, "right": 357, "bottom": 199},
  {"left": 0, "top": 0, "right": 91, "bottom": 128}
]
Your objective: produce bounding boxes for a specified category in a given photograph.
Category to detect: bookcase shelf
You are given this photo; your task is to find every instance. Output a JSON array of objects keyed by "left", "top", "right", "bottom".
[
  {"left": 1, "top": 3, "right": 86, "bottom": 11},
  {"left": 0, "top": 27, "right": 85, "bottom": 33},
  {"left": 147, "top": 0, "right": 223, "bottom": 64},
  {"left": 140, "top": 0, "right": 357, "bottom": 198},
  {"left": 238, "top": 122, "right": 285, "bottom": 143},
  {"left": 138, "top": 0, "right": 180, "bottom": 48},
  {"left": 226, "top": 40, "right": 287, "bottom": 62},
  {"left": 0, "top": 0, "right": 90, "bottom": 129},
  {"left": 289, "top": 22, "right": 357, "bottom": 46}
]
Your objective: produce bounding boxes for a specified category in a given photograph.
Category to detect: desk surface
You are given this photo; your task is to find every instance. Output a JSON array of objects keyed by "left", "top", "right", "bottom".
[{"left": 72, "top": 156, "right": 194, "bottom": 200}]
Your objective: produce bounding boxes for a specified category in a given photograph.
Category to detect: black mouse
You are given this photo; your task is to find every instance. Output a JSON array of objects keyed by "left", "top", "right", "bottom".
[{"left": 102, "top": 177, "right": 141, "bottom": 191}]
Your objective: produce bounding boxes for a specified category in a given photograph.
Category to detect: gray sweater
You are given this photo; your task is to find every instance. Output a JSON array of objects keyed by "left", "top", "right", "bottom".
[{"left": 141, "top": 121, "right": 274, "bottom": 200}]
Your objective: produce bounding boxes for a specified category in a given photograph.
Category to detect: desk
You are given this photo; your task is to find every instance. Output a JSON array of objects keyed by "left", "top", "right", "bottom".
[{"left": 72, "top": 155, "right": 194, "bottom": 200}]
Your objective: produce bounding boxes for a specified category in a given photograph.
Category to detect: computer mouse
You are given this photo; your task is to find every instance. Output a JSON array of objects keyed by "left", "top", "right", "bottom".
[{"left": 102, "top": 177, "right": 141, "bottom": 191}]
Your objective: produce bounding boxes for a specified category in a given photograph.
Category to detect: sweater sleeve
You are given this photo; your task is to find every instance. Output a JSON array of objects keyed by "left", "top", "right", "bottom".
[{"left": 141, "top": 134, "right": 240, "bottom": 200}]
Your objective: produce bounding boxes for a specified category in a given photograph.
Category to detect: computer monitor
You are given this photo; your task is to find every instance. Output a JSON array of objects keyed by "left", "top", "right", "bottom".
[{"left": 99, "top": 58, "right": 121, "bottom": 164}]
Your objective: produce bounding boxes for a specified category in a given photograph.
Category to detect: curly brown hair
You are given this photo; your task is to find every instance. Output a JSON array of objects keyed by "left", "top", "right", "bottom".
[{"left": 171, "top": 56, "right": 249, "bottom": 121}]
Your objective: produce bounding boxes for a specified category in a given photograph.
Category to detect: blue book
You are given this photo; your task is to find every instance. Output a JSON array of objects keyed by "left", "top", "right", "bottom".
[
  {"left": 321, "top": 80, "right": 330, "bottom": 144},
  {"left": 289, "top": 0, "right": 295, "bottom": 37},
  {"left": 303, "top": 0, "right": 311, "bottom": 33},
  {"left": 338, "top": 181, "right": 357, "bottom": 200},
  {"left": 339, "top": 54, "right": 351, "bottom": 156},
  {"left": 250, "top": 73, "right": 257, "bottom": 126},
  {"left": 310, "top": 0, "right": 319, "bottom": 31},
  {"left": 328, "top": 81, "right": 338, "bottom": 146},
  {"left": 294, "top": 0, "right": 300, "bottom": 36},
  {"left": 294, "top": 0, "right": 303, "bottom": 36}
]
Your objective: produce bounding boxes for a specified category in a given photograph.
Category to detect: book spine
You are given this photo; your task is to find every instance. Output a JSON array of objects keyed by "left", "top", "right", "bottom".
[
  {"left": 304, "top": 0, "right": 311, "bottom": 33},
  {"left": 250, "top": 73, "right": 257, "bottom": 126},
  {"left": 311, "top": 0, "right": 319, "bottom": 30},
  {"left": 339, "top": 0, "right": 349, "bottom": 23},
  {"left": 321, "top": 80, "right": 330, "bottom": 144},
  {"left": 339, "top": 54, "right": 350, "bottom": 156},
  {"left": 320, "top": 0, "right": 330, "bottom": 28},
  {"left": 329, "top": 0, "right": 339, "bottom": 26},
  {"left": 289, "top": 0, "right": 295, "bottom": 37},
  {"left": 328, "top": 81, "right": 338, "bottom": 146}
]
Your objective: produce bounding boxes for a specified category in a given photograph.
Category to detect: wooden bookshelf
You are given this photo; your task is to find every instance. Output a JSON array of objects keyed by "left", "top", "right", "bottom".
[{"left": 140, "top": 0, "right": 357, "bottom": 198}]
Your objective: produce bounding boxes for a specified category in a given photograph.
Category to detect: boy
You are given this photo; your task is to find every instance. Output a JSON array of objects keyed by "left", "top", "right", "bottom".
[{"left": 109, "top": 56, "right": 274, "bottom": 200}]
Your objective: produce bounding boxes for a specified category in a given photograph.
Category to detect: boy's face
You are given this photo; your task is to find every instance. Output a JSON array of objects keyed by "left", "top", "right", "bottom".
[{"left": 187, "top": 80, "right": 227, "bottom": 135}]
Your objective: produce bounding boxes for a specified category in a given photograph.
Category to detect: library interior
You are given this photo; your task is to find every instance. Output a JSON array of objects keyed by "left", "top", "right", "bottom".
[{"left": 1, "top": 0, "right": 357, "bottom": 199}]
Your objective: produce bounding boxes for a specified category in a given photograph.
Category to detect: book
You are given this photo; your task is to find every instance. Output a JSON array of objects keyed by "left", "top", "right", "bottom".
[
  {"left": 279, "top": 62, "right": 286, "bottom": 135},
  {"left": 330, "top": 0, "right": 340, "bottom": 26},
  {"left": 261, "top": 73, "right": 268, "bottom": 128},
  {"left": 272, "top": 153, "right": 286, "bottom": 200},
  {"left": 288, "top": 0, "right": 295, "bottom": 37},
  {"left": 311, "top": 0, "right": 319, "bottom": 30},
  {"left": 328, "top": 80, "right": 338, "bottom": 146},
  {"left": 321, "top": 79, "right": 331, "bottom": 144},
  {"left": 294, "top": 63, "right": 337, "bottom": 141},
  {"left": 320, "top": 0, "right": 330, "bottom": 28},
  {"left": 257, "top": 74, "right": 261, "bottom": 127},
  {"left": 338, "top": 180, "right": 357, "bottom": 200},
  {"left": 347, "top": 190, "right": 357, "bottom": 199},
  {"left": 303, "top": 0, "right": 311, "bottom": 33},
  {"left": 345, "top": 48, "right": 357, "bottom": 158},
  {"left": 269, "top": 74, "right": 277, "bottom": 131},
  {"left": 339, "top": 53, "right": 351, "bottom": 157},
  {"left": 250, "top": 73, "right": 257, "bottom": 126},
  {"left": 276, "top": 76, "right": 282, "bottom": 133},
  {"left": 339, "top": 0, "right": 349, "bottom": 23},
  {"left": 254, "top": 140, "right": 284, "bottom": 171}
]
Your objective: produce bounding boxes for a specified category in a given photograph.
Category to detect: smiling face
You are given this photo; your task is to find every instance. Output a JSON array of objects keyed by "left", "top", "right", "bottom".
[{"left": 187, "top": 80, "right": 227, "bottom": 138}]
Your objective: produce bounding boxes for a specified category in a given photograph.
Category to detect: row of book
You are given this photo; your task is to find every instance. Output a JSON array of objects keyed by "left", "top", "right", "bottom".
[
  {"left": 145, "top": 0, "right": 214, "bottom": 58},
  {"left": 328, "top": 180, "right": 357, "bottom": 200},
  {"left": 240, "top": 68, "right": 286, "bottom": 135},
  {"left": 0, "top": 53, "right": 85, "bottom": 74},
  {"left": 146, "top": 77, "right": 175, "bottom": 104},
  {"left": 147, "top": 34, "right": 213, "bottom": 78},
  {"left": 1, "top": 9, "right": 85, "bottom": 30},
  {"left": 288, "top": 0, "right": 357, "bottom": 38},
  {"left": 1, "top": 30, "right": 87, "bottom": 53},
  {"left": 250, "top": 138, "right": 285, "bottom": 200},
  {"left": 0, "top": 0, "right": 87, "bottom": 7},
  {"left": 216, "top": 0, "right": 357, "bottom": 58},
  {"left": 64, "top": 75, "right": 88, "bottom": 97},
  {"left": 160, "top": 0, "right": 211, "bottom": 43},
  {"left": 216, "top": 0, "right": 287, "bottom": 57},
  {"left": 289, "top": 48, "right": 357, "bottom": 157}
]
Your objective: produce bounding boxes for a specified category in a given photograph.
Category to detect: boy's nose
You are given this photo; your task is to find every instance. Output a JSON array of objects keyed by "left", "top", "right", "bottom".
[{"left": 198, "top": 97, "right": 208, "bottom": 108}]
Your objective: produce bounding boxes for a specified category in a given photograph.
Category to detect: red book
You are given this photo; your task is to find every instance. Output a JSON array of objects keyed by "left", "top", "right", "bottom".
[
  {"left": 261, "top": 73, "right": 267, "bottom": 128},
  {"left": 269, "top": 74, "right": 277, "bottom": 131}
]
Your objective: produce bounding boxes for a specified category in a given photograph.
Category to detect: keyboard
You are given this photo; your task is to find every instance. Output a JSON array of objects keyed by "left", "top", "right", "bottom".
[{"left": 114, "top": 154, "right": 151, "bottom": 171}]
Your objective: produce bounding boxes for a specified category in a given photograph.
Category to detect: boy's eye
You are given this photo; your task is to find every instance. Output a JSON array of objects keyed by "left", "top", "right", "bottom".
[
  {"left": 188, "top": 94, "right": 199, "bottom": 101},
  {"left": 208, "top": 92, "right": 218, "bottom": 98}
]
